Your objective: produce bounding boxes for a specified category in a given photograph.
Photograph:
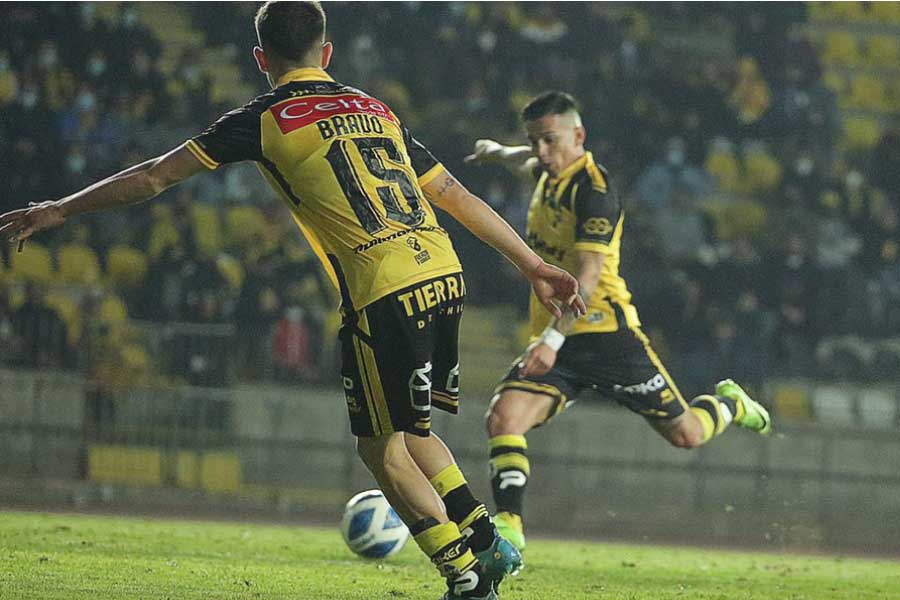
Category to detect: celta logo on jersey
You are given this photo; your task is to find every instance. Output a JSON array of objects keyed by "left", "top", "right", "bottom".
[
  {"left": 615, "top": 373, "right": 666, "bottom": 395},
  {"left": 271, "top": 94, "right": 397, "bottom": 134}
]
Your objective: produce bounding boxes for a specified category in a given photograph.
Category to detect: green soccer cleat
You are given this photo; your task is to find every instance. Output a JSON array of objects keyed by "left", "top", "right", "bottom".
[
  {"left": 492, "top": 512, "right": 526, "bottom": 552},
  {"left": 475, "top": 533, "right": 524, "bottom": 581},
  {"left": 716, "top": 379, "right": 772, "bottom": 435}
]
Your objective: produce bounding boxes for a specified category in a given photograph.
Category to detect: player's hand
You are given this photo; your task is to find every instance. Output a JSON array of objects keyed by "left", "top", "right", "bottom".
[
  {"left": 518, "top": 341, "right": 557, "bottom": 378},
  {"left": 526, "top": 261, "right": 587, "bottom": 319},
  {"left": 463, "top": 139, "right": 505, "bottom": 165},
  {"left": 0, "top": 201, "right": 66, "bottom": 248}
]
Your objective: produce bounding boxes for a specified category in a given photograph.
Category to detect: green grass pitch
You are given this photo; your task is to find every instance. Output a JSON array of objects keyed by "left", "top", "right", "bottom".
[{"left": 2, "top": 511, "right": 898, "bottom": 599}]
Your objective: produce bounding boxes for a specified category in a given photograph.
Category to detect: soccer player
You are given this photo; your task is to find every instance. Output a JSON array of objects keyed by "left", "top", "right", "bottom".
[
  {"left": 465, "top": 91, "right": 772, "bottom": 551},
  {"left": 0, "top": 5, "right": 588, "bottom": 599}
]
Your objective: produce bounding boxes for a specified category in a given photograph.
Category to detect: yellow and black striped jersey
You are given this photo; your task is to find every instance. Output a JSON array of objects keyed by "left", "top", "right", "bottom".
[
  {"left": 185, "top": 68, "right": 461, "bottom": 311},
  {"left": 525, "top": 151, "right": 640, "bottom": 340}
]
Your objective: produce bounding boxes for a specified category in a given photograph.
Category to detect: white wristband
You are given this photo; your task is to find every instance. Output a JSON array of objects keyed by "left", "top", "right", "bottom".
[{"left": 540, "top": 327, "right": 566, "bottom": 351}]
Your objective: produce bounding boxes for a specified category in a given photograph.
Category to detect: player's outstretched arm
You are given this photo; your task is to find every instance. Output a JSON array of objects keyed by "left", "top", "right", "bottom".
[
  {"left": 464, "top": 139, "right": 538, "bottom": 179},
  {"left": 423, "top": 170, "right": 586, "bottom": 319},
  {"left": 0, "top": 144, "right": 207, "bottom": 244}
]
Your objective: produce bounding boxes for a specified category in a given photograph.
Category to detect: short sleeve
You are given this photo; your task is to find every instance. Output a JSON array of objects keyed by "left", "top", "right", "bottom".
[
  {"left": 403, "top": 127, "right": 444, "bottom": 186},
  {"left": 573, "top": 183, "right": 622, "bottom": 251},
  {"left": 185, "top": 105, "right": 262, "bottom": 169}
]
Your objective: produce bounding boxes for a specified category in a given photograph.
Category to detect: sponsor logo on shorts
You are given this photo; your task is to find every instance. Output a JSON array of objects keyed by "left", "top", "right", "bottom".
[{"left": 614, "top": 373, "right": 666, "bottom": 395}]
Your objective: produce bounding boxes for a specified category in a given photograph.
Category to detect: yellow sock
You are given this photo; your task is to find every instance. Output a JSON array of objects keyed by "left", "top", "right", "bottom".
[{"left": 412, "top": 519, "right": 477, "bottom": 579}]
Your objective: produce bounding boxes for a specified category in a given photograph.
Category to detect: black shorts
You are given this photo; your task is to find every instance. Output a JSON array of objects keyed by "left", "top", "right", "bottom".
[
  {"left": 340, "top": 272, "right": 465, "bottom": 438},
  {"left": 494, "top": 327, "right": 688, "bottom": 426}
]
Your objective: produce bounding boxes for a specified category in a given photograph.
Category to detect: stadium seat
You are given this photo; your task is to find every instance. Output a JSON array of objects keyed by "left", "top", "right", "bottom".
[
  {"left": 704, "top": 143, "right": 741, "bottom": 193},
  {"left": 216, "top": 253, "right": 245, "bottom": 290},
  {"left": 226, "top": 205, "right": 267, "bottom": 249},
  {"left": 106, "top": 245, "right": 149, "bottom": 289},
  {"left": 57, "top": 243, "right": 102, "bottom": 285},
  {"left": 829, "top": 1, "right": 867, "bottom": 23},
  {"left": 88, "top": 445, "right": 162, "bottom": 486},
  {"left": 870, "top": 1, "right": 900, "bottom": 25},
  {"left": 822, "top": 71, "right": 846, "bottom": 96},
  {"left": 45, "top": 292, "right": 82, "bottom": 346},
  {"left": 857, "top": 388, "right": 898, "bottom": 429},
  {"left": 191, "top": 204, "right": 223, "bottom": 255},
  {"left": 843, "top": 116, "right": 881, "bottom": 150},
  {"left": 820, "top": 32, "right": 862, "bottom": 67},
  {"left": 99, "top": 293, "right": 129, "bottom": 324},
  {"left": 8, "top": 241, "right": 54, "bottom": 283},
  {"left": 148, "top": 205, "right": 181, "bottom": 259},
  {"left": 848, "top": 74, "right": 890, "bottom": 112},
  {"left": 771, "top": 384, "right": 811, "bottom": 420},
  {"left": 812, "top": 385, "right": 856, "bottom": 427},
  {"left": 742, "top": 145, "right": 782, "bottom": 193},
  {"left": 866, "top": 35, "right": 900, "bottom": 69}
]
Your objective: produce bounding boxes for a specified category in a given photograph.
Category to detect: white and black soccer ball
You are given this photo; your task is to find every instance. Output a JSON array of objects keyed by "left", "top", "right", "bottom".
[{"left": 340, "top": 489, "right": 409, "bottom": 559}]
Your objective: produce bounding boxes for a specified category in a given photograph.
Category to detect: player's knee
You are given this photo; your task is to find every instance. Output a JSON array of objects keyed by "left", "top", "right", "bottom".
[
  {"left": 669, "top": 428, "right": 703, "bottom": 449},
  {"left": 485, "top": 398, "right": 522, "bottom": 436}
]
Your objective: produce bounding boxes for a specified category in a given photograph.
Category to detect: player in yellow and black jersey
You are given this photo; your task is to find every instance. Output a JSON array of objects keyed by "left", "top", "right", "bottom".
[
  {"left": 0, "top": 5, "right": 590, "bottom": 599},
  {"left": 466, "top": 91, "right": 772, "bottom": 551}
]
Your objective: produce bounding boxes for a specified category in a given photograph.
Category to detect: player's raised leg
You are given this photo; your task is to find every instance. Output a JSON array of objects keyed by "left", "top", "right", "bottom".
[
  {"left": 649, "top": 385, "right": 771, "bottom": 448},
  {"left": 484, "top": 389, "right": 557, "bottom": 551}
]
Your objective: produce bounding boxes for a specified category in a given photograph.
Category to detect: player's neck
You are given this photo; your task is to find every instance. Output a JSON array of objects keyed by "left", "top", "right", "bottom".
[
  {"left": 550, "top": 149, "right": 586, "bottom": 179},
  {"left": 268, "top": 63, "right": 324, "bottom": 88}
]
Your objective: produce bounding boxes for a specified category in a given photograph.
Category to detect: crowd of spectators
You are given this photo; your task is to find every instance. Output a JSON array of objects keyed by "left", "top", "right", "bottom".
[{"left": 2, "top": 2, "right": 900, "bottom": 393}]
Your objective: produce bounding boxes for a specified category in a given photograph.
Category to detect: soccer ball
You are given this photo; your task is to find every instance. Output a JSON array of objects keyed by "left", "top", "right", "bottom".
[{"left": 340, "top": 489, "right": 409, "bottom": 559}]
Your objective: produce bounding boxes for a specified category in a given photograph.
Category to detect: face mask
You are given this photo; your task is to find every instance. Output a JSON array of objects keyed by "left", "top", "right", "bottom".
[
  {"left": 76, "top": 92, "right": 96, "bottom": 112},
  {"left": 67, "top": 153, "right": 86, "bottom": 174},
  {"left": 794, "top": 157, "right": 814, "bottom": 176},
  {"left": 20, "top": 91, "right": 38, "bottom": 109},
  {"left": 667, "top": 148, "right": 685, "bottom": 166},
  {"left": 39, "top": 47, "right": 58, "bottom": 69},
  {"left": 88, "top": 58, "right": 106, "bottom": 76}
]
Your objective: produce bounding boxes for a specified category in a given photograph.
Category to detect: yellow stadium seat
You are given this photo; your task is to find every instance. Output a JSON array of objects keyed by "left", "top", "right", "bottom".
[
  {"left": 843, "top": 116, "right": 882, "bottom": 150},
  {"left": 216, "top": 253, "right": 245, "bottom": 290},
  {"left": 57, "top": 243, "right": 101, "bottom": 285},
  {"left": 226, "top": 205, "right": 267, "bottom": 249},
  {"left": 705, "top": 148, "right": 741, "bottom": 193},
  {"left": 871, "top": 1, "right": 900, "bottom": 25},
  {"left": 191, "top": 204, "right": 223, "bottom": 255},
  {"left": 743, "top": 148, "right": 783, "bottom": 193},
  {"left": 99, "top": 293, "right": 128, "bottom": 324},
  {"left": 45, "top": 292, "right": 82, "bottom": 346},
  {"left": 887, "top": 79, "right": 900, "bottom": 113},
  {"left": 866, "top": 35, "right": 900, "bottom": 68},
  {"left": 820, "top": 32, "right": 862, "bottom": 66},
  {"left": 148, "top": 205, "right": 181, "bottom": 259},
  {"left": 107, "top": 245, "right": 148, "bottom": 289},
  {"left": 8, "top": 241, "right": 53, "bottom": 283},
  {"left": 822, "top": 71, "right": 846, "bottom": 96},
  {"left": 848, "top": 74, "right": 889, "bottom": 111},
  {"left": 806, "top": 2, "right": 833, "bottom": 22},
  {"left": 834, "top": 2, "right": 867, "bottom": 22}
]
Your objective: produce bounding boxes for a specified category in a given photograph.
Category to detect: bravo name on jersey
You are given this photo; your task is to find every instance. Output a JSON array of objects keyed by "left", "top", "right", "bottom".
[{"left": 185, "top": 67, "right": 461, "bottom": 311}]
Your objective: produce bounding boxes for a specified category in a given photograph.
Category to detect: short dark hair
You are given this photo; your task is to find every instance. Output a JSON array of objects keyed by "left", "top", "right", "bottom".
[
  {"left": 521, "top": 91, "right": 579, "bottom": 122},
  {"left": 255, "top": 1, "right": 326, "bottom": 63}
]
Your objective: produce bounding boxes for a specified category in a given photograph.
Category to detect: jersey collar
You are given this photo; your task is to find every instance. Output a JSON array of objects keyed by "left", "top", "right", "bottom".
[
  {"left": 276, "top": 67, "right": 335, "bottom": 87},
  {"left": 550, "top": 151, "right": 592, "bottom": 183}
]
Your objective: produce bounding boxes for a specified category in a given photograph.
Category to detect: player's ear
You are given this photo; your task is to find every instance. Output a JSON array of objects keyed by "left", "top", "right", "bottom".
[
  {"left": 574, "top": 126, "right": 586, "bottom": 146},
  {"left": 321, "top": 42, "right": 333, "bottom": 69},
  {"left": 253, "top": 46, "right": 269, "bottom": 73}
]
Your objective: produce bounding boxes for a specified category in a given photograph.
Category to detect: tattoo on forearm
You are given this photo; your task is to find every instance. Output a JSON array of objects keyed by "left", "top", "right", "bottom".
[{"left": 436, "top": 175, "right": 457, "bottom": 197}]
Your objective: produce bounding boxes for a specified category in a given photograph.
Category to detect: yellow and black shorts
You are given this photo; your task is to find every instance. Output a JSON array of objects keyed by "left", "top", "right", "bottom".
[
  {"left": 494, "top": 327, "right": 689, "bottom": 427},
  {"left": 340, "top": 272, "right": 465, "bottom": 438}
]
